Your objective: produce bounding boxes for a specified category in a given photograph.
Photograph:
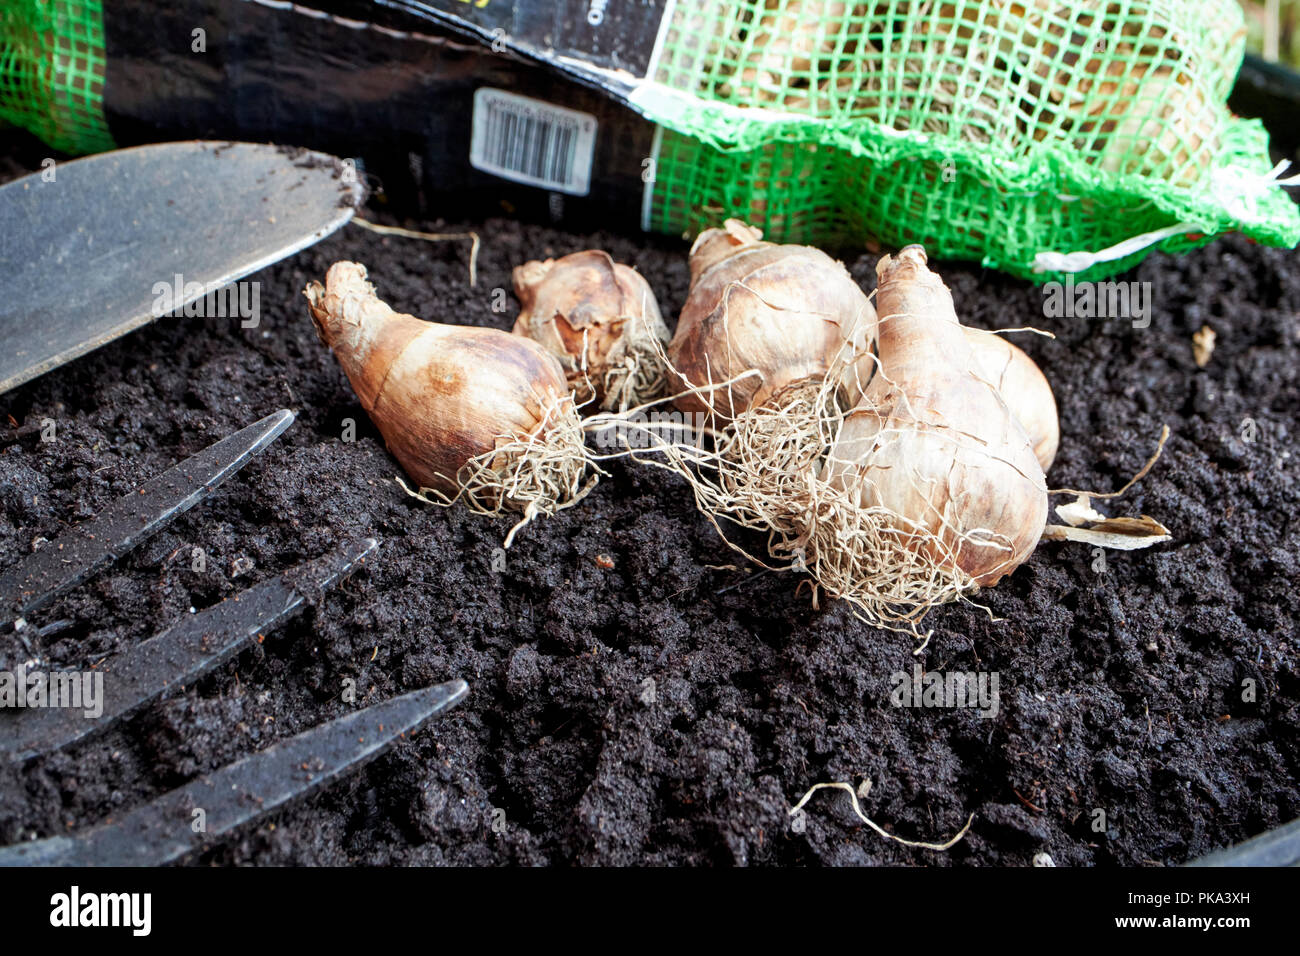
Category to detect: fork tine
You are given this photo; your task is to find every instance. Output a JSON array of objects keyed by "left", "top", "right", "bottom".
[
  {"left": 0, "top": 408, "right": 294, "bottom": 627},
  {"left": 0, "top": 679, "right": 469, "bottom": 866},
  {"left": 1, "top": 537, "right": 379, "bottom": 764}
]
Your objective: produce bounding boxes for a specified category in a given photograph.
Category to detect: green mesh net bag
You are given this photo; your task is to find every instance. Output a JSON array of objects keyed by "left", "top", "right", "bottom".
[
  {"left": 638, "top": 0, "right": 1300, "bottom": 280},
  {"left": 2, "top": 0, "right": 1296, "bottom": 283},
  {"left": 0, "top": 0, "right": 113, "bottom": 155}
]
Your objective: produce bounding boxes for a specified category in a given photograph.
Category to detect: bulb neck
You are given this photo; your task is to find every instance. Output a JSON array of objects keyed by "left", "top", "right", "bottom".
[
  {"left": 874, "top": 248, "right": 965, "bottom": 381},
  {"left": 306, "top": 261, "right": 438, "bottom": 412},
  {"left": 689, "top": 219, "right": 765, "bottom": 282}
]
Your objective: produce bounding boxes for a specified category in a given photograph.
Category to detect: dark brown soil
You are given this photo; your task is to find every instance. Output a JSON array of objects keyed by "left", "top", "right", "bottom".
[{"left": 1, "top": 130, "right": 1297, "bottom": 866}]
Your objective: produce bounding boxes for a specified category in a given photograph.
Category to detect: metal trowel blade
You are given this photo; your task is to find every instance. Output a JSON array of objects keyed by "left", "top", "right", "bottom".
[{"left": 0, "top": 140, "right": 362, "bottom": 395}]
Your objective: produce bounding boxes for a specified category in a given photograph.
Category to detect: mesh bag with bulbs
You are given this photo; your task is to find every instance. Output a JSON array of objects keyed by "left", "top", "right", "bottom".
[
  {"left": 639, "top": 0, "right": 1300, "bottom": 280},
  {"left": 3, "top": 0, "right": 1296, "bottom": 282}
]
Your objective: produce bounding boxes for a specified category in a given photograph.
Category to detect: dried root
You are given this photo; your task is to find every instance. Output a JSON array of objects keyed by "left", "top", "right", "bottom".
[
  {"left": 713, "top": 380, "right": 833, "bottom": 540},
  {"left": 795, "top": 460, "right": 985, "bottom": 628},
  {"left": 790, "top": 780, "right": 974, "bottom": 851},
  {"left": 783, "top": 369, "right": 995, "bottom": 629},
  {"left": 594, "top": 357, "right": 985, "bottom": 634},
  {"left": 1042, "top": 424, "right": 1173, "bottom": 552},
  {"left": 398, "top": 394, "right": 598, "bottom": 548},
  {"left": 596, "top": 321, "right": 672, "bottom": 414}
]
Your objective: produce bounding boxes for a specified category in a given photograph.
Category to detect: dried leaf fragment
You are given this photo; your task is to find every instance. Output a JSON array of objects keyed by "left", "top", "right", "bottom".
[
  {"left": 1054, "top": 493, "right": 1107, "bottom": 527},
  {"left": 1192, "top": 325, "right": 1216, "bottom": 368},
  {"left": 1042, "top": 515, "right": 1172, "bottom": 551}
]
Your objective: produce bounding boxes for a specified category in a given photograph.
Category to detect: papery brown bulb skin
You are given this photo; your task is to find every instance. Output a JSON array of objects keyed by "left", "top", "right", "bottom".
[
  {"left": 842, "top": 324, "right": 1061, "bottom": 472},
  {"left": 964, "top": 331, "right": 1060, "bottom": 472},
  {"left": 825, "top": 246, "right": 1048, "bottom": 588},
  {"left": 512, "top": 250, "right": 669, "bottom": 410},
  {"left": 305, "top": 261, "right": 573, "bottom": 494},
  {"left": 669, "top": 219, "right": 876, "bottom": 421}
]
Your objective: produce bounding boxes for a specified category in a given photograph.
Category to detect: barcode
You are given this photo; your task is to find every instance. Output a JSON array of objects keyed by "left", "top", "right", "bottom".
[
  {"left": 484, "top": 109, "right": 576, "bottom": 185},
  {"left": 470, "top": 89, "right": 596, "bottom": 196}
]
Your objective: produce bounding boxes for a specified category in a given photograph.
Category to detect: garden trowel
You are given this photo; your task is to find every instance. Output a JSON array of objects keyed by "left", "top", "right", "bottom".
[{"left": 0, "top": 140, "right": 363, "bottom": 394}]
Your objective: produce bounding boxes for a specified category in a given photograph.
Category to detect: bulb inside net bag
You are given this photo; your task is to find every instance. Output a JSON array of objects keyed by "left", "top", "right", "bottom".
[{"left": 638, "top": 0, "right": 1300, "bottom": 280}]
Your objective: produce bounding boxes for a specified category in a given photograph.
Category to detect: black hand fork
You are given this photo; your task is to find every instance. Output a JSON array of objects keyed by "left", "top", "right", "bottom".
[
  {"left": 0, "top": 409, "right": 295, "bottom": 627},
  {"left": 0, "top": 537, "right": 380, "bottom": 762},
  {"left": 0, "top": 679, "right": 467, "bottom": 866},
  {"left": 0, "top": 409, "right": 468, "bottom": 863}
]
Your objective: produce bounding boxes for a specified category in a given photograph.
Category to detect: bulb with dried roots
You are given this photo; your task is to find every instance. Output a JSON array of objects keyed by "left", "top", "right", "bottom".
[
  {"left": 305, "top": 261, "right": 593, "bottom": 546},
  {"left": 513, "top": 250, "right": 670, "bottom": 412},
  {"left": 647, "top": 219, "right": 875, "bottom": 550},
  {"left": 669, "top": 219, "right": 875, "bottom": 422},
  {"left": 816, "top": 245, "right": 1049, "bottom": 624}
]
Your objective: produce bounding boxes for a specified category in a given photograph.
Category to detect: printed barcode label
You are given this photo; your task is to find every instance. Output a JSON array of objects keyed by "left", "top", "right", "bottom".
[{"left": 470, "top": 88, "right": 597, "bottom": 196}]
